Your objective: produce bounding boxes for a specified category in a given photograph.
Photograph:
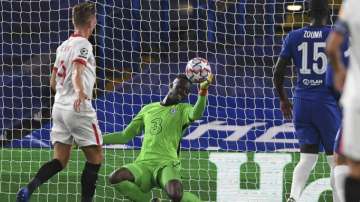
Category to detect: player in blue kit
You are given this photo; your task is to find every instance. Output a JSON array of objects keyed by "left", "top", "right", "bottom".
[{"left": 273, "top": 0, "right": 341, "bottom": 201}]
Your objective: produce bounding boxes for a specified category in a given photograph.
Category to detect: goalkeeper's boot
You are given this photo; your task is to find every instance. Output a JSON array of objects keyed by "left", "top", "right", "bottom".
[{"left": 16, "top": 187, "right": 30, "bottom": 202}]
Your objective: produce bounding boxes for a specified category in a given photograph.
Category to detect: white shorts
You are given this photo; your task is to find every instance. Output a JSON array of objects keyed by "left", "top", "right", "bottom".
[
  {"left": 342, "top": 104, "right": 360, "bottom": 161},
  {"left": 50, "top": 106, "right": 102, "bottom": 147}
]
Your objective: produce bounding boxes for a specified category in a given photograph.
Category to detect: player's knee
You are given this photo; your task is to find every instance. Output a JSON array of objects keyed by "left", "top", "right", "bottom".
[
  {"left": 348, "top": 160, "right": 360, "bottom": 179},
  {"left": 56, "top": 158, "right": 69, "bottom": 169},
  {"left": 335, "top": 153, "right": 347, "bottom": 165},
  {"left": 165, "top": 180, "right": 183, "bottom": 202},
  {"left": 108, "top": 168, "right": 134, "bottom": 185},
  {"left": 300, "top": 144, "right": 319, "bottom": 154},
  {"left": 93, "top": 152, "right": 103, "bottom": 164},
  {"left": 83, "top": 146, "right": 103, "bottom": 164}
]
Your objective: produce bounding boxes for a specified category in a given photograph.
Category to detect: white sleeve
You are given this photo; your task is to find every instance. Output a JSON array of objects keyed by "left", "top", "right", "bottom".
[{"left": 71, "top": 39, "right": 92, "bottom": 66}]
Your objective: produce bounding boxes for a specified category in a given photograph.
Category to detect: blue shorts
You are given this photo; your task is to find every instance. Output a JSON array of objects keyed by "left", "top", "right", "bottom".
[
  {"left": 293, "top": 98, "right": 341, "bottom": 153},
  {"left": 334, "top": 127, "right": 343, "bottom": 154}
]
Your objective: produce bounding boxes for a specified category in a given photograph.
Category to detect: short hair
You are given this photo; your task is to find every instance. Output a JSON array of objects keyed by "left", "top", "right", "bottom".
[
  {"left": 175, "top": 74, "right": 192, "bottom": 84},
  {"left": 309, "top": 0, "right": 329, "bottom": 20},
  {"left": 72, "top": 2, "right": 96, "bottom": 28}
]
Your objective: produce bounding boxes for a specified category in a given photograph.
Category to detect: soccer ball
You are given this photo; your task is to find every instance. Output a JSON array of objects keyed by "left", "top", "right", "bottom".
[{"left": 185, "top": 57, "right": 211, "bottom": 83}]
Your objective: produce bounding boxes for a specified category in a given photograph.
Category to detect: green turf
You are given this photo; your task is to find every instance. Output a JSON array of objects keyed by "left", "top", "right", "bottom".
[{"left": 0, "top": 149, "right": 332, "bottom": 202}]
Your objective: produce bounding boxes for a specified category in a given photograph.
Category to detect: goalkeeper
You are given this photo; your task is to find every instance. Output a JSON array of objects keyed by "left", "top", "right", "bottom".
[{"left": 103, "top": 74, "right": 213, "bottom": 202}]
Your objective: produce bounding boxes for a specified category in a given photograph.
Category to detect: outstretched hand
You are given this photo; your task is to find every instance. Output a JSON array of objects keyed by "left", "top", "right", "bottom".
[{"left": 200, "top": 73, "right": 214, "bottom": 90}]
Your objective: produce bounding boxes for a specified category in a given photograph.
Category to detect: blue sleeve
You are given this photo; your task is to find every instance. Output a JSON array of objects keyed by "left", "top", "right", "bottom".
[
  {"left": 334, "top": 19, "right": 350, "bottom": 36},
  {"left": 342, "top": 35, "right": 350, "bottom": 68},
  {"left": 279, "top": 33, "right": 292, "bottom": 59}
]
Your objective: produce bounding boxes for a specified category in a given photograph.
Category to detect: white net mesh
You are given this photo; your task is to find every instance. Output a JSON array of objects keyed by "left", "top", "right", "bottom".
[{"left": 0, "top": 0, "right": 343, "bottom": 201}]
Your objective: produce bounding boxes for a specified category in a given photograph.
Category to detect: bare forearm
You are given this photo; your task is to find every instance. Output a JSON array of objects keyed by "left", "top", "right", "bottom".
[
  {"left": 273, "top": 59, "right": 289, "bottom": 101},
  {"left": 72, "top": 63, "right": 85, "bottom": 93},
  {"left": 50, "top": 68, "right": 57, "bottom": 93},
  {"left": 274, "top": 78, "right": 288, "bottom": 101}
]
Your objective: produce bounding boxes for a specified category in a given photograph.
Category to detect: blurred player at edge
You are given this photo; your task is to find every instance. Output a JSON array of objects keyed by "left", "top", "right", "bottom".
[
  {"left": 326, "top": 0, "right": 360, "bottom": 201},
  {"left": 102, "top": 74, "right": 213, "bottom": 202},
  {"left": 273, "top": 0, "right": 341, "bottom": 201},
  {"left": 17, "top": 2, "right": 103, "bottom": 202},
  {"left": 325, "top": 4, "right": 350, "bottom": 200}
]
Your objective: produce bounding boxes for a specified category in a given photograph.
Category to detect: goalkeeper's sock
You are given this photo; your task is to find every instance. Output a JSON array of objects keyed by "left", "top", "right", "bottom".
[
  {"left": 345, "top": 175, "right": 360, "bottom": 202},
  {"left": 27, "top": 158, "right": 63, "bottom": 194},
  {"left": 289, "top": 153, "right": 318, "bottom": 200},
  {"left": 81, "top": 162, "right": 101, "bottom": 202},
  {"left": 181, "top": 192, "right": 202, "bottom": 202},
  {"left": 114, "top": 181, "right": 152, "bottom": 202},
  {"left": 334, "top": 165, "right": 349, "bottom": 202}
]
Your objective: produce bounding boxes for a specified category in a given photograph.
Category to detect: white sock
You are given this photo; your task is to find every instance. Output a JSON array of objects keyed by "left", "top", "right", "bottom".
[
  {"left": 290, "top": 153, "right": 318, "bottom": 200},
  {"left": 333, "top": 165, "right": 350, "bottom": 202},
  {"left": 327, "top": 155, "right": 340, "bottom": 202}
]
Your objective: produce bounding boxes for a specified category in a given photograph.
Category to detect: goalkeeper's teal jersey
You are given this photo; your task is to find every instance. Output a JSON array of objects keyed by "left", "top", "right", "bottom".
[{"left": 134, "top": 102, "right": 193, "bottom": 165}]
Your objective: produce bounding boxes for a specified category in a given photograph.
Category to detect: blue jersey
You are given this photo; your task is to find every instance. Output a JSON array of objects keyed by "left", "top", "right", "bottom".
[
  {"left": 280, "top": 26, "right": 341, "bottom": 152},
  {"left": 325, "top": 35, "right": 350, "bottom": 101},
  {"left": 280, "top": 25, "right": 334, "bottom": 102}
]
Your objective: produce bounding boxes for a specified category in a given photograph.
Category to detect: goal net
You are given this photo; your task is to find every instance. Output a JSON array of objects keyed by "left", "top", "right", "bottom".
[{"left": 0, "top": 0, "right": 342, "bottom": 201}]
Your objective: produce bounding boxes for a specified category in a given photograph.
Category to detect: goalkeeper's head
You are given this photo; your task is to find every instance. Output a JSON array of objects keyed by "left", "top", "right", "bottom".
[
  {"left": 308, "top": 0, "right": 329, "bottom": 21},
  {"left": 72, "top": 2, "right": 96, "bottom": 38},
  {"left": 167, "top": 74, "right": 192, "bottom": 103}
]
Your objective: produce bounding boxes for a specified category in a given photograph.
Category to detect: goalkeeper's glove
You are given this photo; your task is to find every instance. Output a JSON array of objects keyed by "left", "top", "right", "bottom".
[{"left": 199, "top": 73, "right": 214, "bottom": 96}]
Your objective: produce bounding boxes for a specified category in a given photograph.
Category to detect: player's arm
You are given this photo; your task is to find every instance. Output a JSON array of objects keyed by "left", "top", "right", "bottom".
[
  {"left": 273, "top": 58, "right": 291, "bottom": 101},
  {"left": 273, "top": 32, "right": 293, "bottom": 119},
  {"left": 50, "top": 50, "right": 60, "bottom": 93},
  {"left": 189, "top": 74, "right": 213, "bottom": 121},
  {"left": 72, "top": 62, "right": 88, "bottom": 112},
  {"left": 103, "top": 108, "right": 145, "bottom": 144},
  {"left": 273, "top": 57, "right": 293, "bottom": 119},
  {"left": 50, "top": 66, "right": 57, "bottom": 93},
  {"left": 326, "top": 10, "right": 349, "bottom": 92}
]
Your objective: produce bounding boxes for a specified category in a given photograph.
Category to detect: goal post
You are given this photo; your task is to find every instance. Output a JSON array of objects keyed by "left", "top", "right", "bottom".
[{"left": 0, "top": 0, "right": 343, "bottom": 201}]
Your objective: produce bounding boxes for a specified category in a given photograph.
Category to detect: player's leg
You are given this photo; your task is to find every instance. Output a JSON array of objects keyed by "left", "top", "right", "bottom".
[
  {"left": 333, "top": 128, "right": 349, "bottom": 202},
  {"left": 69, "top": 111, "right": 103, "bottom": 202},
  {"left": 81, "top": 145, "right": 103, "bottom": 202},
  {"left": 315, "top": 102, "right": 342, "bottom": 202},
  {"left": 344, "top": 159, "right": 360, "bottom": 202},
  {"left": 288, "top": 99, "right": 319, "bottom": 201},
  {"left": 288, "top": 144, "right": 319, "bottom": 201},
  {"left": 342, "top": 105, "right": 360, "bottom": 202},
  {"left": 334, "top": 153, "right": 348, "bottom": 202},
  {"left": 28, "top": 143, "right": 71, "bottom": 192},
  {"left": 158, "top": 163, "right": 201, "bottom": 202},
  {"left": 108, "top": 164, "right": 153, "bottom": 202},
  {"left": 17, "top": 108, "right": 72, "bottom": 202}
]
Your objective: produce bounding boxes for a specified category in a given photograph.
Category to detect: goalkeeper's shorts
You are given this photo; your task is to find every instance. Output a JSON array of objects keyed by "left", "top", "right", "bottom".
[{"left": 122, "top": 160, "right": 182, "bottom": 192}]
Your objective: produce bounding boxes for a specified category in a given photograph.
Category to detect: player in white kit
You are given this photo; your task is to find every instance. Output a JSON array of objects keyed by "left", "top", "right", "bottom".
[
  {"left": 326, "top": 0, "right": 360, "bottom": 201},
  {"left": 17, "top": 3, "right": 103, "bottom": 202}
]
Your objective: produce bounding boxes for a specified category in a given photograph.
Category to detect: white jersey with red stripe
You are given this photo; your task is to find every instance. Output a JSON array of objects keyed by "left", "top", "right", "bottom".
[{"left": 53, "top": 34, "right": 96, "bottom": 112}]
